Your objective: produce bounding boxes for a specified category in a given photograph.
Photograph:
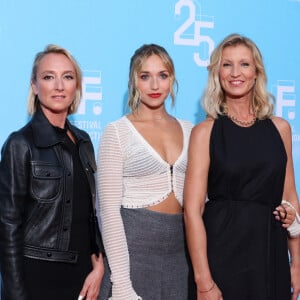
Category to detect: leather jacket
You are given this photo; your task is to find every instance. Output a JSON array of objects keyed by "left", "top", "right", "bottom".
[{"left": 0, "top": 108, "right": 104, "bottom": 300}]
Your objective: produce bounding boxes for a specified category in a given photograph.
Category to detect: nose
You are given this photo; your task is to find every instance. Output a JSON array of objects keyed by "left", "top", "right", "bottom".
[
  {"left": 150, "top": 77, "right": 159, "bottom": 90},
  {"left": 55, "top": 78, "right": 64, "bottom": 90},
  {"left": 230, "top": 64, "right": 241, "bottom": 77}
]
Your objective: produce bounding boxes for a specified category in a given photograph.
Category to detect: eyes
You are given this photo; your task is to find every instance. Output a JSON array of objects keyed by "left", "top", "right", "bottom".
[
  {"left": 139, "top": 72, "right": 169, "bottom": 81},
  {"left": 42, "top": 73, "right": 75, "bottom": 81},
  {"left": 222, "top": 62, "right": 251, "bottom": 68}
]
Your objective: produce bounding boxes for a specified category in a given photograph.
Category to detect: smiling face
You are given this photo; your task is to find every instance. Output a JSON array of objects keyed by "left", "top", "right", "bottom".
[
  {"left": 31, "top": 52, "right": 77, "bottom": 122},
  {"left": 136, "top": 54, "right": 171, "bottom": 110},
  {"left": 219, "top": 44, "right": 257, "bottom": 102}
]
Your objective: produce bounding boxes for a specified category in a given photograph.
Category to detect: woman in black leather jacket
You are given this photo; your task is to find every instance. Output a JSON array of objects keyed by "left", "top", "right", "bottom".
[{"left": 0, "top": 45, "right": 105, "bottom": 300}]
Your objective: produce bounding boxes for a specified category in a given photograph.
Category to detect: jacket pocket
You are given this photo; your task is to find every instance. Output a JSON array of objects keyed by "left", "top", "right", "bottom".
[{"left": 31, "top": 162, "right": 63, "bottom": 202}]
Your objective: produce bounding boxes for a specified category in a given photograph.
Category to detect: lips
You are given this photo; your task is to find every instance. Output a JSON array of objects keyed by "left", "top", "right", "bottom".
[
  {"left": 148, "top": 93, "right": 162, "bottom": 98},
  {"left": 52, "top": 95, "right": 65, "bottom": 99},
  {"left": 230, "top": 80, "right": 244, "bottom": 86}
]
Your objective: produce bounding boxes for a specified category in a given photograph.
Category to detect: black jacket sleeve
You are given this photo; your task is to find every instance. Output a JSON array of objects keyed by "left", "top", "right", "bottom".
[{"left": 0, "top": 134, "right": 29, "bottom": 300}]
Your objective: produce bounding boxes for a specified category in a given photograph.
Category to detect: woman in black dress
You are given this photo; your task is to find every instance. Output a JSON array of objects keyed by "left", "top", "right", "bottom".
[
  {"left": 184, "top": 34, "right": 300, "bottom": 300},
  {"left": 0, "top": 45, "right": 104, "bottom": 300}
]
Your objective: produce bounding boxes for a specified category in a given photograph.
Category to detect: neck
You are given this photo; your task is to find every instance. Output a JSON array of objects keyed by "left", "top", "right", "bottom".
[
  {"left": 133, "top": 108, "right": 170, "bottom": 121},
  {"left": 40, "top": 107, "right": 67, "bottom": 128}
]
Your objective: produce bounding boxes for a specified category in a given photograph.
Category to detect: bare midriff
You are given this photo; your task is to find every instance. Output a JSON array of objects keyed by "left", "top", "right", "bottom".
[{"left": 146, "top": 192, "right": 182, "bottom": 214}]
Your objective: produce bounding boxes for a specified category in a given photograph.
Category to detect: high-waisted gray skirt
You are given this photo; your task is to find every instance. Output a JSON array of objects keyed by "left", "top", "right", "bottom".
[{"left": 100, "top": 208, "right": 196, "bottom": 300}]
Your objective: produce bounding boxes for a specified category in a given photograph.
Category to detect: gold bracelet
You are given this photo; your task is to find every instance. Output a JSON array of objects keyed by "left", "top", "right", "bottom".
[{"left": 199, "top": 281, "right": 215, "bottom": 293}]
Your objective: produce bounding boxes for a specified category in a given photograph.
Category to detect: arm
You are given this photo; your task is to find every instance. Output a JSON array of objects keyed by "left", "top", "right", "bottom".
[
  {"left": 97, "top": 123, "right": 141, "bottom": 300},
  {"left": 0, "top": 135, "right": 29, "bottom": 300},
  {"left": 272, "top": 117, "right": 300, "bottom": 300},
  {"left": 184, "top": 119, "right": 222, "bottom": 300}
]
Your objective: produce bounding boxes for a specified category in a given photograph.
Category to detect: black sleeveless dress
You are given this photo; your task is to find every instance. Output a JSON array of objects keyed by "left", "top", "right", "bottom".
[{"left": 203, "top": 115, "right": 291, "bottom": 300}]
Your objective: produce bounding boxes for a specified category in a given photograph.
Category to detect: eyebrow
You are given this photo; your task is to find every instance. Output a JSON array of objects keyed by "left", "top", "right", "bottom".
[
  {"left": 40, "top": 70, "right": 76, "bottom": 75},
  {"left": 139, "top": 70, "right": 169, "bottom": 73}
]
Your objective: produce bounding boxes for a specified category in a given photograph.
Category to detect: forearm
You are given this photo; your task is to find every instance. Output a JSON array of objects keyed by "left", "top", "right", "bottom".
[
  {"left": 288, "top": 212, "right": 300, "bottom": 237},
  {"left": 288, "top": 236, "right": 300, "bottom": 299},
  {"left": 0, "top": 201, "right": 27, "bottom": 299},
  {"left": 0, "top": 142, "right": 28, "bottom": 299},
  {"left": 184, "top": 211, "right": 213, "bottom": 289},
  {"left": 0, "top": 249, "right": 27, "bottom": 300},
  {"left": 289, "top": 236, "right": 300, "bottom": 264},
  {"left": 100, "top": 207, "right": 137, "bottom": 298}
]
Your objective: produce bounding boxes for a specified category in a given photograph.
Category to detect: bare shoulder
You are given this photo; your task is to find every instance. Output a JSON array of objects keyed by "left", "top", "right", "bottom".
[
  {"left": 189, "top": 117, "right": 215, "bottom": 145},
  {"left": 270, "top": 116, "right": 291, "bottom": 137},
  {"left": 192, "top": 118, "right": 214, "bottom": 136}
]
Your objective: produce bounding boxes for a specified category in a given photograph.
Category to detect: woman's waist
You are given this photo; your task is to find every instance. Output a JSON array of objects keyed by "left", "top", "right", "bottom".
[{"left": 122, "top": 190, "right": 183, "bottom": 209}]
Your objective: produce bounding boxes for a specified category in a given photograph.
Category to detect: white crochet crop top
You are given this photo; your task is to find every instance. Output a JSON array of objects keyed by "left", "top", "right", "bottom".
[{"left": 97, "top": 116, "right": 193, "bottom": 299}]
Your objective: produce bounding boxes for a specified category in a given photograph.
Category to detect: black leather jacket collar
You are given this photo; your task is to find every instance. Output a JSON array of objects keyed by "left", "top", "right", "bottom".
[{"left": 31, "top": 107, "right": 89, "bottom": 148}]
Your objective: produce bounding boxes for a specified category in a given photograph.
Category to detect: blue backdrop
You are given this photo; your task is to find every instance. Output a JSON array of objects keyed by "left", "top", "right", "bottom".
[
  {"left": 0, "top": 0, "right": 299, "bottom": 185},
  {"left": 0, "top": 0, "right": 299, "bottom": 296}
]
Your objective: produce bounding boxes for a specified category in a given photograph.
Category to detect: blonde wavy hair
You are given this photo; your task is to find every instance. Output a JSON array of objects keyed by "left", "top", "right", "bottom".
[
  {"left": 128, "top": 44, "right": 178, "bottom": 113},
  {"left": 202, "top": 33, "right": 274, "bottom": 119},
  {"left": 27, "top": 44, "right": 82, "bottom": 116}
]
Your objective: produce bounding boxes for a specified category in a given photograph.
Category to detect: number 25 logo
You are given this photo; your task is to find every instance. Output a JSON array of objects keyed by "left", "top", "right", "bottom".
[{"left": 174, "top": 0, "right": 214, "bottom": 67}]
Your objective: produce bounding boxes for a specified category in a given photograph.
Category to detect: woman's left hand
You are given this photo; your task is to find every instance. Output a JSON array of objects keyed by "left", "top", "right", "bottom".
[
  {"left": 273, "top": 204, "right": 296, "bottom": 228},
  {"left": 78, "top": 253, "right": 105, "bottom": 300}
]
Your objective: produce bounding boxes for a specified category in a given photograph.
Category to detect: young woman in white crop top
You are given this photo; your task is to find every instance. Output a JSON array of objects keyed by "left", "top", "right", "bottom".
[{"left": 97, "top": 44, "right": 196, "bottom": 300}]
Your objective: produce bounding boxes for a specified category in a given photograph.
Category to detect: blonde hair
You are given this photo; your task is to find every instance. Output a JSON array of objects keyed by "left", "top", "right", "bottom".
[
  {"left": 128, "top": 44, "right": 178, "bottom": 113},
  {"left": 202, "top": 33, "right": 274, "bottom": 119},
  {"left": 27, "top": 44, "right": 82, "bottom": 115}
]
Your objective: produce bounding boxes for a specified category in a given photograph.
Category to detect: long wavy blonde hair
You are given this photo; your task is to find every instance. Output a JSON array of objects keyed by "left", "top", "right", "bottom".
[{"left": 202, "top": 33, "right": 274, "bottom": 119}]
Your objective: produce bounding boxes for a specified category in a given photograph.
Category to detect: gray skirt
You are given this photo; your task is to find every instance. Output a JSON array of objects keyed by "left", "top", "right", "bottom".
[{"left": 99, "top": 207, "right": 196, "bottom": 300}]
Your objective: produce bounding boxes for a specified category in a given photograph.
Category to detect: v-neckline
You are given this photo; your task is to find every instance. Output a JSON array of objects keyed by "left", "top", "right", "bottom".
[{"left": 123, "top": 116, "right": 185, "bottom": 166}]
